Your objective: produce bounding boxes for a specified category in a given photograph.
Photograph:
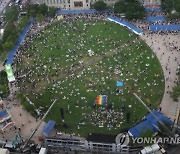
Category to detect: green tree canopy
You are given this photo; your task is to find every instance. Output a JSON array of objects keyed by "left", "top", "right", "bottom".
[
  {"left": 48, "top": 7, "right": 57, "bottom": 17},
  {"left": 114, "top": 0, "right": 145, "bottom": 20},
  {"left": 38, "top": 4, "right": 48, "bottom": 16},
  {"left": 93, "top": 1, "right": 107, "bottom": 11},
  {"left": 114, "top": 0, "right": 126, "bottom": 13},
  {"left": 4, "top": 7, "right": 19, "bottom": 23},
  {"left": 170, "top": 66, "right": 180, "bottom": 101},
  {"left": 27, "top": 4, "right": 56, "bottom": 19},
  {"left": 2, "top": 41, "right": 14, "bottom": 51},
  {"left": 161, "top": 0, "right": 180, "bottom": 18},
  {"left": 0, "top": 70, "right": 10, "bottom": 98},
  {"left": 2, "top": 23, "right": 17, "bottom": 43}
]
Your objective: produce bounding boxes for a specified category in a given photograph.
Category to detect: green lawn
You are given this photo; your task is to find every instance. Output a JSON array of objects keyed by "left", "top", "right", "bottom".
[{"left": 16, "top": 19, "right": 165, "bottom": 137}]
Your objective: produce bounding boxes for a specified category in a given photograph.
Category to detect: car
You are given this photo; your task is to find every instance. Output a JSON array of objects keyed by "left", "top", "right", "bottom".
[{"left": 9, "top": 3, "right": 12, "bottom": 7}]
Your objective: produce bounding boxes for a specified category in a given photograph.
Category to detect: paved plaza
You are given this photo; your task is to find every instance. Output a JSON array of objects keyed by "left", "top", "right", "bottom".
[{"left": 0, "top": 0, "right": 11, "bottom": 14}]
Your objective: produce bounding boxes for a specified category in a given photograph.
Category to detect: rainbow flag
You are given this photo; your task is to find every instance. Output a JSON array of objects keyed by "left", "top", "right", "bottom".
[{"left": 96, "top": 95, "right": 107, "bottom": 105}]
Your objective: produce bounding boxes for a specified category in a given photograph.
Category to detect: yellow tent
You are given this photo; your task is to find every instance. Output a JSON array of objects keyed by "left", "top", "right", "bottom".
[{"left": 57, "top": 15, "right": 63, "bottom": 21}]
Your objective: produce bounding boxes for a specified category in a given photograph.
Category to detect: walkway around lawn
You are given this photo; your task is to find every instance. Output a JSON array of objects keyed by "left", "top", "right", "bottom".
[{"left": 141, "top": 33, "right": 180, "bottom": 121}]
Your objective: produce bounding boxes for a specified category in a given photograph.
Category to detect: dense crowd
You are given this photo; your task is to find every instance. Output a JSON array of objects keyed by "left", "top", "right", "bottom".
[{"left": 10, "top": 11, "right": 177, "bottom": 132}]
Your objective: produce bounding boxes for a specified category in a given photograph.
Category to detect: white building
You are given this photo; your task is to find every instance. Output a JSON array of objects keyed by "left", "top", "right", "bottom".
[
  {"left": 31, "top": 0, "right": 118, "bottom": 10},
  {"left": 31, "top": 0, "right": 161, "bottom": 10}
]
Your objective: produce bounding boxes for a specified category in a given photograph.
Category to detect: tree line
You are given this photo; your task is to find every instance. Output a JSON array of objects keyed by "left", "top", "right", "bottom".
[
  {"left": 0, "top": 4, "right": 57, "bottom": 61},
  {"left": 161, "top": 0, "right": 180, "bottom": 19},
  {"left": 93, "top": 0, "right": 145, "bottom": 20}
]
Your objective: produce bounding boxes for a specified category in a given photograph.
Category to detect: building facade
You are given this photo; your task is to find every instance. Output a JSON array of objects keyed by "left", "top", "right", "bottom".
[
  {"left": 31, "top": 0, "right": 161, "bottom": 10},
  {"left": 31, "top": 0, "right": 118, "bottom": 10}
]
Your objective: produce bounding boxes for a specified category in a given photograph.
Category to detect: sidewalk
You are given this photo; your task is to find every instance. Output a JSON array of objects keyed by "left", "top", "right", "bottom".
[{"left": 141, "top": 33, "right": 180, "bottom": 121}]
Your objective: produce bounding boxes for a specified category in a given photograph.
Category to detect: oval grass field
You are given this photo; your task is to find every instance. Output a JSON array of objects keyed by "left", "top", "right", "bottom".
[{"left": 16, "top": 19, "right": 165, "bottom": 137}]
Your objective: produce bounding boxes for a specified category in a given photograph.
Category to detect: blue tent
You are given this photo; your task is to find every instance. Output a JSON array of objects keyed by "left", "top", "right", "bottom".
[
  {"left": 0, "top": 110, "right": 9, "bottom": 118},
  {"left": 146, "top": 110, "right": 174, "bottom": 127},
  {"left": 43, "top": 120, "right": 56, "bottom": 137},
  {"left": 117, "top": 81, "right": 123, "bottom": 87},
  {"left": 107, "top": 16, "right": 143, "bottom": 35},
  {"left": 145, "top": 7, "right": 162, "bottom": 12},
  {"left": 128, "top": 110, "right": 174, "bottom": 137},
  {"left": 129, "top": 120, "right": 157, "bottom": 137},
  {"left": 149, "top": 24, "right": 180, "bottom": 32},
  {"left": 6, "top": 18, "right": 34, "bottom": 65},
  {"left": 147, "top": 16, "right": 165, "bottom": 22}
]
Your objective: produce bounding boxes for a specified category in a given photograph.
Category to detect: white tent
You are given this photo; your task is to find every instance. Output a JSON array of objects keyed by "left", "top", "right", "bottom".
[{"left": 0, "top": 148, "right": 10, "bottom": 154}]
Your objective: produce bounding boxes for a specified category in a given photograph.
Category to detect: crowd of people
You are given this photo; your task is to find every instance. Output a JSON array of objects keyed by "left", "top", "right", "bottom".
[{"left": 7, "top": 10, "right": 176, "bottom": 134}]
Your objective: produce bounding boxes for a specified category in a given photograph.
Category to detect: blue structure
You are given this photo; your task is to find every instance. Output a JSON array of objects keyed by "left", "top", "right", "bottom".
[
  {"left": 43, "top": 120, "right": 56, "bottom": 137},
  {"left": 145, "top": 7, "right": 162, "bottom": 12},
  {"left": 147, "top": 16, "right": 166, "bottom": 22},
  {"left": 107, "top": 16, "right": 143, "bottom": 35},
  {"left": 149, "top": 24, "right": 180, "bottom": 32},
  {"left": 128, "top": 110, "right": 174, "bottom": 137},
  {"left": 128, "top": 120, "right": 157, "bottom": 137},
  {"left": 6, "top": 18, "right": 34, "bottom": 65},
  {"left": 0, "top": 110, "right": 9, "bottom": 118},
  {"left": 145, "top": 110, "right": 174, "bottom": 127},
  {"left": 56, "top": 9, "right": 111, "bottom": 15},
  {"left": 116, "top": 81, "right": 123, "bottom": 87}
]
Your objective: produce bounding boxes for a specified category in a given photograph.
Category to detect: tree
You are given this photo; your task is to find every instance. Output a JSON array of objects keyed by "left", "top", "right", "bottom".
[
  {"left": 170, "top": 66, "right": 180, "bottom": 102},
  {"left": 2, "top": 41, "right": 14, "bottom": 51},
  {"left": 4, "top": 7, "right": 19, "bottom": 23},
  {"left": 0, "top": 70, "right": 10, "bottom": 98},
  {"left": 114, "top": 0, "right": 145, "bottom": 20},
  {"left": 2, "top": 23, "right": 17, "bottom": 43},
  {"left": 162, "top": 0, "right": 180, "bottom": 18},
  {"left": 36, "top": 14, "right": 45, "bottom": 23},
  {"left": 38, "top": 4, "right": 48, "bottom": 16},
  {"left": 114, "top": 0, "right": 126, "bottom": 13},
  {"left": 48, "top": 7, "right": 57, "bottom": 17},
  {"left": 170, "top": 85, "right": 180, "bottom": 102},
  {"left": 93, "top": 1, "right": 107, "bottom": 11}
]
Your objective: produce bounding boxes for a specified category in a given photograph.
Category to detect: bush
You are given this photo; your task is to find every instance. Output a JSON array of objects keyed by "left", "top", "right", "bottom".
[
  {"left": 0, "top": 71, "right": 10, "bottom": 98},
  {"left": 93, "top": 1, "right": 107, "bottom": 11}
]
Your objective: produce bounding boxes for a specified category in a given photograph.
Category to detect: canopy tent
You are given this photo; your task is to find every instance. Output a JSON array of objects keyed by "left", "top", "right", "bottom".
[
  {"left": 0, "top": 110, "right": 11, "bottom": 123},
  {"left": 5, "top": 64, "right": 15, "bottom": 82},
  {"left": 0, "top": 110, "right": 14, "bottom": 131},
  {"left": 145, "top": 7, "right": 162, "bottom": 12},
  {"left": 6, "top": 18, "right": 34, "bottom": 65},
  {"left": 147, "top": 16, "right": 166, "bottom": 22},
  {"left": 43, "top": 120, "right": 56, "bottom": 137},
  {"left": 107, "top": 16, "right": 143, "bottom": 35},
  {"left": 145, "top": 110, "right": 174, "bottom": 126},
  {"left": 149, "top": 24, "right": 180, "bottom": 32},
  {"left": 117, "top": 81, "right": 123, "bottom": 87},
  {"left": 128, "top": 110, "right": 174, "bottom": 137},
  {"left": 128, "top": 120, "right": 157, "bottom": 137}
]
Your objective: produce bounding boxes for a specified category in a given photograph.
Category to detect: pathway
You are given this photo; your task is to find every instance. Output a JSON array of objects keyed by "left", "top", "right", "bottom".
[{"left": 141, "top": 33, "right": 180, "bottom": 121}]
